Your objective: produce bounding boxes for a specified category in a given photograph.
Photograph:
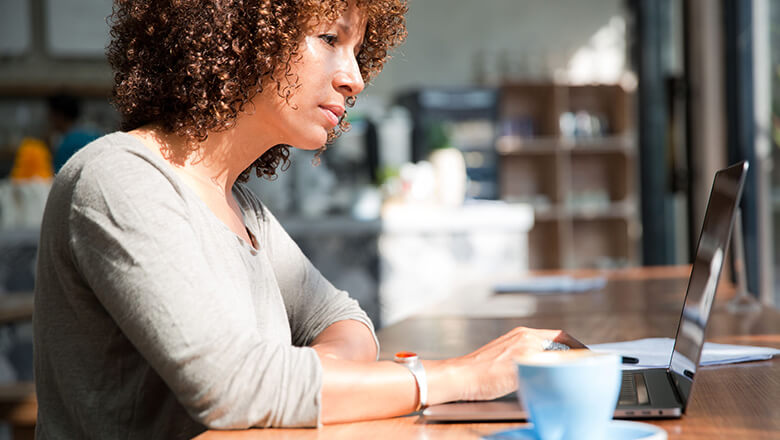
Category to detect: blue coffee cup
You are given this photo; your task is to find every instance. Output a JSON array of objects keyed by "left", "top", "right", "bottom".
[{"left": 515, "top": 350, "right": 621, "bottom": 440}]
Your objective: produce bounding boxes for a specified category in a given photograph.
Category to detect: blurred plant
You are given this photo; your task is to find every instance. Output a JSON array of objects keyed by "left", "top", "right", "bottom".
[
  {"left": 375, "top": 165, "right": 400, "bottom": 186},
  {"left": 426, "top": 121, "right": 454, "bottom": 150}
]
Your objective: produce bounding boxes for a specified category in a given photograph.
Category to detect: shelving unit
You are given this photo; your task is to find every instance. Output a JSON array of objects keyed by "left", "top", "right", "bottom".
[{"left": 497, "top": 82, "right": 640, "bottom": 270}]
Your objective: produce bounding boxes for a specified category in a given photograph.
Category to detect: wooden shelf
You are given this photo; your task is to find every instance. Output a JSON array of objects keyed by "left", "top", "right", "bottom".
[
  {"left": 571, "top": 217, "right": 636, "bottom": 269},
  {"left": 497, "top": 135, "right": 635, "bottom": 155},
  {"left": 507, "top": 201, "right": 637, "bottom": 222},
  {"left": 567, "top": 200, "right": 637, "bottom": 220},
  {"left": 498, "top": 82, "right": 639, "bottom": 270},
  {"left": 499, "top": 153, "right": 560, "bottom": 206}
]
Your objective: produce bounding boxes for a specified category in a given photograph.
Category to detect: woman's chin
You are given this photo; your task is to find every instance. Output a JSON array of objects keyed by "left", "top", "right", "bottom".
[{"left": 292, "top": 133, "right": 329, "bottom": 151}]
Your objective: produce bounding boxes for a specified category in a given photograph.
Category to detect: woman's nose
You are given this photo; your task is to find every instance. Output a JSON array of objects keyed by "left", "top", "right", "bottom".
[{"left": 334, "top": 53, "right": 365, "bottom": 97}]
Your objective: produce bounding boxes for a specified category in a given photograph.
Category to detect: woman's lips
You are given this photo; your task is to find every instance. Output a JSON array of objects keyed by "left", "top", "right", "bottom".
[{"left": 320, "top": 105, "right": 344, "bottom": 127}]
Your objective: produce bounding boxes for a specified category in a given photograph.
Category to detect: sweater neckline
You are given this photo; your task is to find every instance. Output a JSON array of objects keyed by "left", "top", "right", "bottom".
[{"left": 111, "top": 131, "right": 262, "bottom": 254}]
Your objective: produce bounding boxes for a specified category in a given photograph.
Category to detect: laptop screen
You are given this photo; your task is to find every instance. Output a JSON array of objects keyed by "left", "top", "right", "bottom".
[{"left": 668, "top": 161, "right": 748, "bottom": 409}]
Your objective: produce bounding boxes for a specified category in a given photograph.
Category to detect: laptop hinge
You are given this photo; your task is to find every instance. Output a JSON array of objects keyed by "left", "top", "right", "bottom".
[{"left": 665, "top": 370, "right": 686, "bottom": 410}]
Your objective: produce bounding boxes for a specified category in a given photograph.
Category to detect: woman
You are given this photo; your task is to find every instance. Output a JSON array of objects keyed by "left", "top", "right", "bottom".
[{"left": 33, "top": 0, "right": 582, "bottom": 438}]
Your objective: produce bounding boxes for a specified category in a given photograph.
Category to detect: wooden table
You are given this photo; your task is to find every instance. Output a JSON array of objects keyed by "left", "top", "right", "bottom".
[
  {"left": 200, "top": 266, "right": 780, "bottom": 440},
  {"left": 5, "top": 267, "right": 779, "bottom": 439}
]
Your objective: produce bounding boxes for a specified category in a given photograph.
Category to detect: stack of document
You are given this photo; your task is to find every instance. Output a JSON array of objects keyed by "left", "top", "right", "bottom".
[
  {"left": 493, "top": 276, "right": 607, "bottom": 294},
  {"left": 589, "top": 337, "right": 780, "bottom": 369}
]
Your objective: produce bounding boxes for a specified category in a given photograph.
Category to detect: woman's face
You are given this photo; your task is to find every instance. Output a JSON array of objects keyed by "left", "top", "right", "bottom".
[{"left": 247, "top": 4, "right": 367, "bottom": 150}]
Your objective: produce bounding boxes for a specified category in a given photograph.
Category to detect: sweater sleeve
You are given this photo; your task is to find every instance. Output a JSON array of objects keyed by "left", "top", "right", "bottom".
[
  {"left": 68, "top": 156, "right": 323, "bottom": 429},
  {"left": 236, "top": 186, "right": 379, "bottom": 354}
]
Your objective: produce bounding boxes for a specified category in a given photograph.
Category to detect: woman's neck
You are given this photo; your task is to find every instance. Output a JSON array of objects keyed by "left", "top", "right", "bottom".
[
  {"left": 129, "top": 123, "right": 275, "bottom": 196},
  {"left": 128, "top": 123, "right": 273, "bottom": 249}
]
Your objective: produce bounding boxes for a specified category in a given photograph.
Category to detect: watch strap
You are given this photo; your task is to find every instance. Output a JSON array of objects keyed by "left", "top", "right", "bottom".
[{"left": 394, "top": 352, "right": 428, "bottom": 411}]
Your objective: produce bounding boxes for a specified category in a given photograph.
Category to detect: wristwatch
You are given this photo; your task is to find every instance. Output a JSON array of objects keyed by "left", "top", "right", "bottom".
[{"left": 394, "top": 351, "right": 428, "bottom": 411}]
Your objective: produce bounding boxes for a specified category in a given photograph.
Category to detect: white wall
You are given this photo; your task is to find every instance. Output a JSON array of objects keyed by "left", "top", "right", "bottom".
[
  {"left": 0, "top": 0, "right": 31, "bottom": 55},
  {"left": 0, "top": 0, "right": 627, "bottom": 99},
  {"left": 365, "top": 0, "right": 627, "bottom": 99},
  {"left": 46, "top": 0, "right": 114, "bottom": 56}
]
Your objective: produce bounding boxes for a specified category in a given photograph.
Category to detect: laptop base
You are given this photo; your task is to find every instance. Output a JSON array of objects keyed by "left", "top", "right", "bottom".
[{"left": 423, "top": 369, "right": 683, "bottom": 422}]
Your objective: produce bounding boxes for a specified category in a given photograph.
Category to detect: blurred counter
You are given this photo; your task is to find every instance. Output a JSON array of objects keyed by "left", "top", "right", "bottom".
[
  {"left": 283, "top": 203, "right": 534, "bottom": 327},
  {"left": 280, "top": 216, "right": 381, "bottom": 236}
]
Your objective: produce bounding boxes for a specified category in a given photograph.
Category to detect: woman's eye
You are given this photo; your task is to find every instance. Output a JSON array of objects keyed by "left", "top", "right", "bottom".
[{"left": 319, "top": 34, "right": 337, "bottom": 46}]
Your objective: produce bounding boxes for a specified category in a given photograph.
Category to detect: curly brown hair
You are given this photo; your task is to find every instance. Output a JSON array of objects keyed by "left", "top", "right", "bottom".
[{"left": 107, "top": 0, "right": 407, "bottom": 181}]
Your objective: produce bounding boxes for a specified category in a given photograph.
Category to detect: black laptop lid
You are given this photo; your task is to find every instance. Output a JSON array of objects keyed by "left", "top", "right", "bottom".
[{"left": 668, "top": 161, "right": 748, "bottom": 410}]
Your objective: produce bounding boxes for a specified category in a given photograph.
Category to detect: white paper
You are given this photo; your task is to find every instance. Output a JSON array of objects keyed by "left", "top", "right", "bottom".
[{"left": 588, "top": 337, "right": 780, "bottom": 370}]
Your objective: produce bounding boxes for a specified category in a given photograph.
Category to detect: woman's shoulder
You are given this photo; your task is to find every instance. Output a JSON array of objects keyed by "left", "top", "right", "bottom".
[
  {"left": 54, "top": 131, "right": 188, "bottom": 207},
  {"left": 59, "top": 131, "right": 155, "bottom": 175}
]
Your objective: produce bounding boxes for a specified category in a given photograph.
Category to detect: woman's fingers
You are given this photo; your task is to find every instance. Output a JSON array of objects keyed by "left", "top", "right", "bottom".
[
  {"left": 556, "top": 332, "right": 588, "bottom": 349},
  {"left": 517, "top": 328, "right": 588, "bottom": 349},
  {"left": 457, "top": 326, "right": 585, "bottom": 401}
]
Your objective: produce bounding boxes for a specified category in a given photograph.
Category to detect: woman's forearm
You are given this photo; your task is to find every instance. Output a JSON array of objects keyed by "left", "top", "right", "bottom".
[
  {"left": 310, "top": 320, "right": 378, "bottom": 361},
  {"left": 315, "top": 326, "right": 586, "bottom": 424},
  {"left": 313, "top": 320, "right": 461, "bottom": 424},
  {"left": 317, "top": 357, "right": 461, "bottom": 424}
]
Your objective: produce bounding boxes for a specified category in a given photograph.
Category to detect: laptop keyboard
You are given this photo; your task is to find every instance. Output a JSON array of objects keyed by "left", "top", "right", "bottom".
[{"left": 619, "top": 372, "right": 650, "bottom": 406}]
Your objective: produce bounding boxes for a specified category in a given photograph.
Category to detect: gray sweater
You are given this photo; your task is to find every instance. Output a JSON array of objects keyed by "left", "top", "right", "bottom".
[{"left": 33, "top": 132, "right": 377, "bottom": 439}]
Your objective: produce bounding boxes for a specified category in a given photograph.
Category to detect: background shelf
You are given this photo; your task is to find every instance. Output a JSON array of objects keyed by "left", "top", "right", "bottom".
[{"left": 497, "top": 82, "right": 639, "bottom": 269}]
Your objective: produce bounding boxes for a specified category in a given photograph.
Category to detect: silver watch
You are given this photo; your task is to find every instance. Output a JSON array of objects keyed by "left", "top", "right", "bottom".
[{"left": 394, "top": 351, "right": 428, "bottom": 411}]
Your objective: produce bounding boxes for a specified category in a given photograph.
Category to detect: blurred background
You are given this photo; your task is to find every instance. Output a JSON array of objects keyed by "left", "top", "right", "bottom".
[{"left": 0, "top": 1, "right": 779, "bottom": 430}]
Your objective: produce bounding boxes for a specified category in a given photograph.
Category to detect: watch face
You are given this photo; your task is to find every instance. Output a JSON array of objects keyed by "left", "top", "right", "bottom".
[{"left": 395, "top": 351, "right": 419, "bottom": 362}]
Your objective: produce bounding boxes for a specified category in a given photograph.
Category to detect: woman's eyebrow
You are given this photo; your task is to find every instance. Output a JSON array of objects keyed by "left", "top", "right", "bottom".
[{"left": 336, "top": 21, "right": 365, "bottom": 51}]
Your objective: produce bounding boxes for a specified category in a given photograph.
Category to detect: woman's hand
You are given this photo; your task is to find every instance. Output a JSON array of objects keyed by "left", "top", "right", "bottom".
[
  {"left": 447, "top": 327, "right": 586, "bottom": 402},
  {"left": 317, "top": 325, "right": 584, "bottom": 424}
]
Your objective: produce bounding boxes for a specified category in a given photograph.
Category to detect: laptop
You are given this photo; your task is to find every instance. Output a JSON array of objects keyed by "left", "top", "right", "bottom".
[{"left": 423, "top": 161, "right": 749, "bottom": 421}]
